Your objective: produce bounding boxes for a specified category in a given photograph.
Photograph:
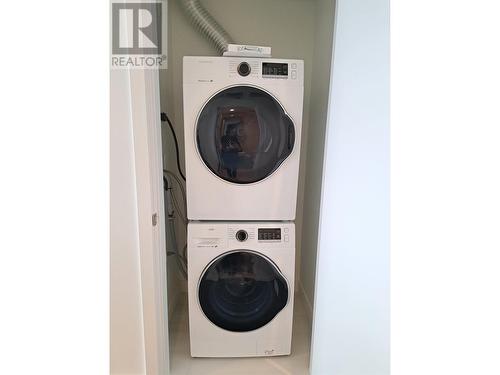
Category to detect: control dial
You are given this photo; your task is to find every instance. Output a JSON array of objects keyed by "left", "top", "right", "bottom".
[
  {"left": 237, "top": 62, "right": 251, "bottom": 77},
  {"left": 236, "top": 230, "right": 248, "bottom": 242}
]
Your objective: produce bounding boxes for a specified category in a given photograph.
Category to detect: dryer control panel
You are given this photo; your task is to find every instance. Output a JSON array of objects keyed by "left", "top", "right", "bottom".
[
  {"left": 258, "top": 228, "right": 281, "bottom": 241},
  {"left": 262, "top": 63, "right": 288, "bottom": 77},
  {"left": 183, "top": 56, "right": 304, "bottom": 86}
]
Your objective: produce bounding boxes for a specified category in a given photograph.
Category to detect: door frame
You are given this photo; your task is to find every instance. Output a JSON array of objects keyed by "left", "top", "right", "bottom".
[{"left": 129, "top": 67, "right": 170, "bottom": 375}]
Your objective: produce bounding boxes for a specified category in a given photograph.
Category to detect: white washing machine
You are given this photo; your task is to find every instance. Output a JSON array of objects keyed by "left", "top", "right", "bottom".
[
  {"left": 188, "top": 221, "right": 295, "bottom": 357},
  {"left": 183, "top": 56, "right": 304, "bottom": 220}
]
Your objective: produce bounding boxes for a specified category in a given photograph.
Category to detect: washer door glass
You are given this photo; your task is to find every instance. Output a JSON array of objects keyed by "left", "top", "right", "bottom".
[
  {"left": 198, "top": 251, "right": 289, "bottom": 332},
  {"left": 196, "top": 86, "right": 295, "bottom": 184}
]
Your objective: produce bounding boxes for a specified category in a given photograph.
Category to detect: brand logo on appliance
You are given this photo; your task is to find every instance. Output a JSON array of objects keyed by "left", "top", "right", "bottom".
[{"left": 264, "top": 349, "right": 275, "bottom": 355}]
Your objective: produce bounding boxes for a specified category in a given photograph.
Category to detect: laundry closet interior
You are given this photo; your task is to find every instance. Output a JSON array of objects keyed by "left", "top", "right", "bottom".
[{"left": 160, "top": 0, "right": 335, "bottom": 373}]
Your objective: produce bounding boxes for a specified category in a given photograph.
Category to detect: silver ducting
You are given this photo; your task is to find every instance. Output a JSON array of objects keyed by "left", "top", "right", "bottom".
[{"left": 179, "top": 0, "right": 233, "bottom": 54}]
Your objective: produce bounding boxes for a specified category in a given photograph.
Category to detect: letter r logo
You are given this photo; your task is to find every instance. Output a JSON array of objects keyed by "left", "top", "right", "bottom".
[{"left": 112, "top": 2, "right": 162, "bottom": 55}]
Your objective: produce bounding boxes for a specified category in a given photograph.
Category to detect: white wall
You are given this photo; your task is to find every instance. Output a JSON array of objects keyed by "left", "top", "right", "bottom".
[
  {"left": 110, "top": 70, "right": 146, "bottom": 375},
  {"left": 160, "top": 0, "right": 317, "bottom": 292},
  {"left": 299, "top": 0, "right": 336, "bottom": 317},
  {"left": 310, "top": 0, "right": 390, "bottom": 372}
]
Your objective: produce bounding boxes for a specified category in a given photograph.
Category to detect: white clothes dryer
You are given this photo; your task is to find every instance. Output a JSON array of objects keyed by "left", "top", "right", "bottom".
[{"left": 183, "top": 56, "right": 304, "bottom": 220}]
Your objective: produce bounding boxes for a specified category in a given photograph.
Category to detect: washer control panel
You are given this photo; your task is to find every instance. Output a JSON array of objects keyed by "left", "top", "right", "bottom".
[
  {"left": 191, "top": 223, "right": 293, "bottom": 248},
  {"left": 258, "top": 228, "right": 281, "bottom": 241}
]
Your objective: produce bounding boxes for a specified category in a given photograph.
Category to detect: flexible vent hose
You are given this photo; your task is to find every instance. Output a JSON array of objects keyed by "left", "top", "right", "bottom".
[{"left": 179, "top": 0, "right": 233, "bottom": 54}]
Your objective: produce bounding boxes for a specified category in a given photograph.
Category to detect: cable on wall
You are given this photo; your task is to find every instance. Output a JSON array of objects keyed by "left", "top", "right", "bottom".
[
  {"left": 164, "top": 169, "right": 187, "bottom": 224},
  {"left": 161, "top": 111, "right": 188, "bottom": 279},
  {"left": 161, "top": 112, "right": 186, "bottom": 181},
  {"left": 163, "top": 171, "right": 188, "bottom": 279}
]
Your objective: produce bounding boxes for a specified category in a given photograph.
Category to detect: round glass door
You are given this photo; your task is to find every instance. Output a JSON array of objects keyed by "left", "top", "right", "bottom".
[
  {"left": 198, "top": 251, "right": 288, "bottom": 332},
  {"left": 196, "top": 86, "right": 295, "bottom": 184}
]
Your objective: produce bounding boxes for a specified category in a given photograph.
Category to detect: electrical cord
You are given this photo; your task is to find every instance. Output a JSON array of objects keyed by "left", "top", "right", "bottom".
[
  {"left": 161, "top": 112, "right": 186, "bottom": 181},
  {"left": 163, "top": 170, "right": 188, "bottom": 279},
  {"left": 172, "top": 194, "right": 187, "bottom": 225},
  {"left": 164, "top": 170, "right": 187, "bottom": 214},
  {"left": 163, "top": 176, "right": 175, "bottom": 217},
  {"left": 161, "top": 112, "right": 188, "bottom": 279},
  {"left": 166, "top": 216, "right": 188, "bottom": 279},
  {"left": 164, "top": 170, "right": 187, "bottom": 225}
]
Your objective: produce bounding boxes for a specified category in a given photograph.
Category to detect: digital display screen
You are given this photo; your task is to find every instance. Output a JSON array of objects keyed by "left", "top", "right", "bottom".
[
  {"left": 258, "top": 228, "right": 281, "bottom": 241},
  {"left": 262, "top": 63, "right": 288, "bottom": 76}
]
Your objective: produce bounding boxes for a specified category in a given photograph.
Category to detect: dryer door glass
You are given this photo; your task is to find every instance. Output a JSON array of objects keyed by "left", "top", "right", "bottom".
[
  {"left": 196, "top": 86, "right": 295, "bottom": 184},
  {"left": 198, "top": 251, "right": 289, "bottom": 332}
]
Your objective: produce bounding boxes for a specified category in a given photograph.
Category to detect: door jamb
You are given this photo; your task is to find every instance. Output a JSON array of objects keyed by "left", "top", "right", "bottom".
[{"left": 129, "top": 67, "right": 170, "bottom": 375}]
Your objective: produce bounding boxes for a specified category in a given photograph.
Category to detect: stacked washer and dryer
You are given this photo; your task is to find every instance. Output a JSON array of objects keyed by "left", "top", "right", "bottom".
[{"left": 183, "top": 56, "right": 304, "bottom": 357}]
